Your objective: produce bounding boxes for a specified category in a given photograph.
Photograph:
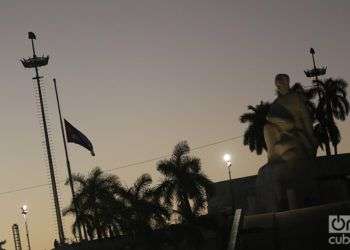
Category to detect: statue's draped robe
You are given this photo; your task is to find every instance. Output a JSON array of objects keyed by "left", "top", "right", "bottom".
[{"left": 264, "top": 92, "right": 317, "bottom": 162}]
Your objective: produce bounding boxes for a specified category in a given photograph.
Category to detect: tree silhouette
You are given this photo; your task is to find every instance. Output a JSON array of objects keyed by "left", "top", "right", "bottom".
[
  {"left": 240, "top": 101, "right": 270, "bottom": 155},
  {"left": 63, "top": 202, "right": 92, "bottom": 240},
  {"left": 155, "top": 141, "right": 214, "bottom": 223},
  {"left": 116, "top": 174, "right": 170, "bottom": 237},
  {"left": 313, "top": 122, "right": 329, "bottom": 153},
  {"left": 313, "top": 78, "right": 349, "bottom": 155},
  {"left": 64, "top": 168, "right": 172, "bottom": 241},
  {"left": 63, "top": 167, "right": 123, "bottom": 240}
]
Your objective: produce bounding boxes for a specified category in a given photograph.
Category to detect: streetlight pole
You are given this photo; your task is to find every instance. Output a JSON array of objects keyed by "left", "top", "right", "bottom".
[
  {"left": 20, "top": 32, "right": 65, "bottom": 243},
  {"left": 304, "top": 48, "right": 327, "bottom": 83},
  {"left": 304, "top": 47, "right": 327, "bottom": 98},
  {"left": 224, "top": 154, "right": 235, "bottom": 212},
  {"left": 21, "top": 205, "right": 31, "bottom": 250},
  {"left": 12, "top": 224, "right": 22, "bottom": 250}
]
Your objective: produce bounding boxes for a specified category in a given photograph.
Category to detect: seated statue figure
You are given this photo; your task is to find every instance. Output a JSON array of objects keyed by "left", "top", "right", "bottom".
[{"left": 263, "top": 74, "right": 317, "bottom": 163}]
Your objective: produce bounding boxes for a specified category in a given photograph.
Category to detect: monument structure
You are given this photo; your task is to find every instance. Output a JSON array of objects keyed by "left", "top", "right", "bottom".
[
  {"left": 263, "top": 74, "right": 317, "bottom": 163},
  {"left": 256, "top": 73, "right": 321, "bottom": 212},
  {"left": 255, "top": 73, "right": 350, "bottom": 213}
]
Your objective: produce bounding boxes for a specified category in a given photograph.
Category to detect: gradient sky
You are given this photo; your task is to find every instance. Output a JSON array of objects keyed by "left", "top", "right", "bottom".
[{"left": 0, "top": 0, "right": 349, "bottom": 249}]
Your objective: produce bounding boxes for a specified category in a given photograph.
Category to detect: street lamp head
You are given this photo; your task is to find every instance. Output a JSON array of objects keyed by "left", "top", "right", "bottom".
[
  {"left": 223, "top": 154, "right": 232, "bottom": 167},
  {"left": 21, "top": 56, "right": 49, "bottom": 68},
  {"left": 21, "top": 205, "right": 29, "bottom": 215},
  {"left": 223, "top": 153, "right": 231, "bottom": 162},
  {"left": 28, "top": 32, "right": 36, "bottom": 40}
]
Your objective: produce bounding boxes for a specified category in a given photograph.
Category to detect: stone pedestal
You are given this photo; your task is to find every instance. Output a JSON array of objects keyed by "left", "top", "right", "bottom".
[
  {"left": 256, "top": 158, "right": 319, "bottom": 212},
  {"left": 255, "top": 154, "right": 350, "bottom": 213}
]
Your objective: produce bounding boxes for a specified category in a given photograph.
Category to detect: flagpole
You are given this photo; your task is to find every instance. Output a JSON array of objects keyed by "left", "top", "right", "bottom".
[{"left": 53, "top": 78, "right": 83, "bottom": 241}]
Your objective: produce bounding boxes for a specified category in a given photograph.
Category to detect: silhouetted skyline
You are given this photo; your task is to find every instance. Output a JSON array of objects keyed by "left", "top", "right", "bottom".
[{"left": 0, "top": 1, "right": 349, "bottom": 249}]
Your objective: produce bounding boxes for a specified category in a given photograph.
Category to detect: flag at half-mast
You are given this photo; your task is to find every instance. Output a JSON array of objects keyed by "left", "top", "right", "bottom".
[{"left": 64, "top": 119, "right": 95, "bottom": 156}]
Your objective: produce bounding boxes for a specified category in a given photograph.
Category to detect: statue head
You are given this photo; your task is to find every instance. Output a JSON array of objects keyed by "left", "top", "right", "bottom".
[{"left": 275, "top": 74, "right": 290, "bottom": 95}]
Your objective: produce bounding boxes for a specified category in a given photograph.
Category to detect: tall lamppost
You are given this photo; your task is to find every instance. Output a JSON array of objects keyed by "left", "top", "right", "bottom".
[
  {"left": 21, "top": 205, "right": 31, "bottom": 250},
  {"left": 304, "top": 47, "right": 327, "bottom": 99},
  {"left": 12, "top": 224, "right": 22, "bottom": 250},
  {"left": 223, "top": 154, "right": 235, "bottom": 212},
  {"left": 304, "top": 48, "right": 327, "bottom": 83},
  {"left": 20, "top": 32, "right": 65, "bottom": 243}
]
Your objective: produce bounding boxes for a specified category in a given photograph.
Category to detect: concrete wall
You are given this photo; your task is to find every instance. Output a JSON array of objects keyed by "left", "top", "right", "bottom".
[
  {"left": 209, "top": 153, "right": 350, "bottom": 215},
  {"left": 208, "top": 175, "right": 257, "bottom": 215},
  {"left": 240, "top": 201, "right": 350, "bottom": 250}
]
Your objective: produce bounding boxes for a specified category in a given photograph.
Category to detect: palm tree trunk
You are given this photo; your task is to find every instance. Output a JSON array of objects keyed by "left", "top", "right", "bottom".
[
  {"left": 94, "top": 221, "right": 102, "bottom": 239},
  {"left": 318, "top": 120, "right": 331, "bottom": 156},
  {"left": 97, "top": 228, "right": 102, "bottom": 239},
  {"left": 108, "top": 226, "right": 114, "bottom": 238},
  {"left": 180, "top": 192, "right": 193, "bottom": 222},
  {"left": 325, "top": 142, "right": 331, "bottom": 156},
  {"left": 325, "top": 103, "right": 335, "bottom": 156},
  {"left": 93, "top": 207, "right": 103, "bottom": 239},
  {"left": 82, "top": 224, "right": 88, "bottom": 240},
  {"left": 334, "top": 144, "right": 338, "bottom": 155},
  {"left": 102, "top": 230, "right": 107, "bottom": 239},
  {"left": 88, "top": 227, "right": 94, "bottom": 240}
]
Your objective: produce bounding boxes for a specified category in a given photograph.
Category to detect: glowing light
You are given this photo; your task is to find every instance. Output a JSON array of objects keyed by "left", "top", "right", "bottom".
[
  {"left": 223, "top": 154, "right": 231, "bottom": 163},
  {"left": 21, "top": 205, "right": 29, "bottom": 215}
]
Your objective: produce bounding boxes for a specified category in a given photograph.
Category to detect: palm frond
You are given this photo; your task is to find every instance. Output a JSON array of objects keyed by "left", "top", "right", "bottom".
[
  {"left": 133, "top": 174, "right": 152, "bottom": 197},
  {"left": 156, "top": 160, "right": 177, "bottom": 177},
  {"left": 314, "top": 78, "right": 349, "bottom": 154},
  {"left": 240, "top": 101, "right": 270, "bottom": 155},
  {"left": 154, "top": 179, "right": 176, "bottom": 207},
  {"left": 183, "top": 157, "right": 201, "bottom": 173},
  {"left": 172, "top": 140, "right": 190, "bottom": 159}
]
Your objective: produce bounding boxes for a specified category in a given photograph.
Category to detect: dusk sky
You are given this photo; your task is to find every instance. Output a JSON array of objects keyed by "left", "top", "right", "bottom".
[{"left": 0, "top": 0, "right": 349, "bottom": 249}]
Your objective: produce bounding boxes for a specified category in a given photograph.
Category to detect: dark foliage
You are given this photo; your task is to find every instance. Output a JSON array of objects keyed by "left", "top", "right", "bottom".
[
  {"left": 313, "top": 78, "right": 349, "bottom": 155},
  {"left": 155, "top": 141, "right": 214, "bottom": 223},
  {"left": 240, "top": 101, "right": 270, "bottom": 155}
]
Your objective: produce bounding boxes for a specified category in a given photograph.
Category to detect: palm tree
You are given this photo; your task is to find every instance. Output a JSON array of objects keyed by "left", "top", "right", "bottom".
[
  {"left": 155, "top": 141, "right": 214, "bottom": 223},
  {"left": 116, "top": 174, "right": 170, "bottom": 237},
  {"left": 314, "top": 78, "right": 349, "bottom": 155},
  {"left": 328, "top": 121, "right": 341, "bottom": 155},
  {"left": 313, "top": 122, "right": 329, "bottom": 153},
  {"left": 63, "top": 202, "right": 92, "bottom": 240},
  {"left": 63, "top": 167, "right": 124, "bottom": 240},
  {"left": 240, "top": 101, "right": 270, "bottom": 155}
]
